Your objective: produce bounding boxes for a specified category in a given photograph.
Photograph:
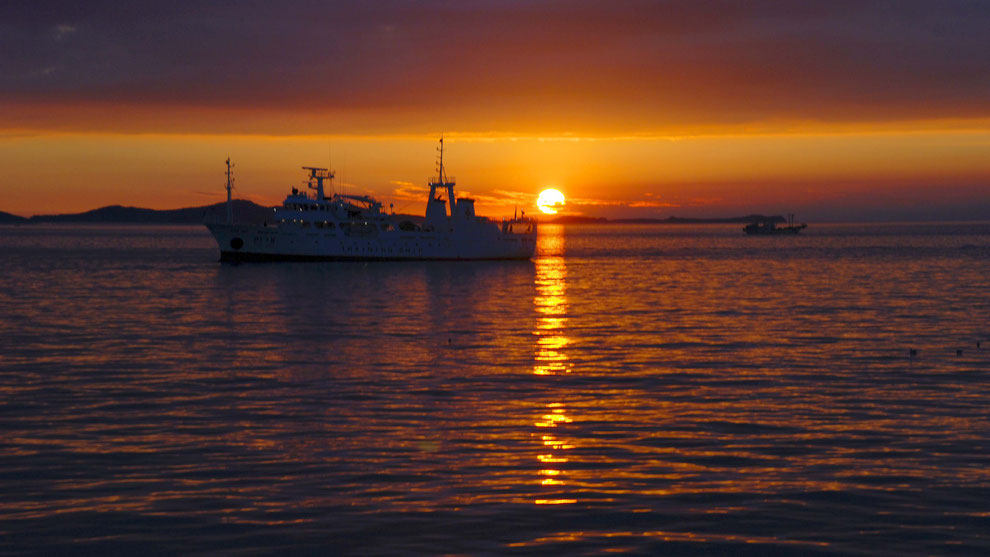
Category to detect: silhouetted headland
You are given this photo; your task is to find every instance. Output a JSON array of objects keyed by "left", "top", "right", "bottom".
[{"left": 0, "top": 210, "right": 28, "bottom": 224}]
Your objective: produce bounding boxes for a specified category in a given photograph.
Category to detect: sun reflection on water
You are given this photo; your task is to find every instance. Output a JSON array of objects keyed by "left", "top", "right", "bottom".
[
  {"left": 533, "top": 226, "right": 570, "bottom": 377},
  {"left": 532, "top": 225, "right": 577, "bottom": 505}
]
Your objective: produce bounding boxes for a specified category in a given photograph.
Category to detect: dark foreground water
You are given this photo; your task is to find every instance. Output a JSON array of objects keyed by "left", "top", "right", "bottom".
[{"left": 2, "top": 222, "right": 989, "bottom": 555}]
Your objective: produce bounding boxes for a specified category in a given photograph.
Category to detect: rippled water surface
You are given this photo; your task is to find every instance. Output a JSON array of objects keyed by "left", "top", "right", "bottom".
[{"left": 2, "top": 222, "right": 989, "bottom": 555}]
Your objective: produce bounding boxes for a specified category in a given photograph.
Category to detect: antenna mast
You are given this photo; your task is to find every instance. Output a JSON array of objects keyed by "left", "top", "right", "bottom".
[
  {"left": 438, "top": 135, "right": 445, "bottom": 184},
  {"left": 225, "top": 157, "right": 234, "bottom": 225}
]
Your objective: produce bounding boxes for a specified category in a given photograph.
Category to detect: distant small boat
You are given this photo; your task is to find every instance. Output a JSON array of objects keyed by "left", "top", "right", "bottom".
[{"left": 743, "top": 214, "right": 807, "bottom": 235}]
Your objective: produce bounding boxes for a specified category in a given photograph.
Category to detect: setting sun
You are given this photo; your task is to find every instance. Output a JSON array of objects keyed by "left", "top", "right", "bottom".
[{"left": 537, "top": 189, "right": 565, "bottom": 214}]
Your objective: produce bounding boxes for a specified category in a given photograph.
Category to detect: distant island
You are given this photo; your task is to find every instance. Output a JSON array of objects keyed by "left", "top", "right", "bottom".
[
  {"left": 544, "top": 214, "right": 786, "bottom": 225},
  {"left": 0, "top": 200, "right": 274, "bottom": 225},
  {"left": 1, "top": 202, "right": 784, "bottom": 226}
]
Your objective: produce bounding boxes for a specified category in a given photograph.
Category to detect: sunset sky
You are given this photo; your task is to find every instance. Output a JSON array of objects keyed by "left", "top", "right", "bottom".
[{"left": 2, "top": 1, "right": 989, "bottom": 220}]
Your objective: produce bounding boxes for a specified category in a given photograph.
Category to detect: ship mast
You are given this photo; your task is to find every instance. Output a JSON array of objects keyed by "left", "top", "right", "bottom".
[
  {"left": 424, "top": 136, "right": 458, "bottom": 229},
  {"left": 429, "top": 136, "right": 456, "bottom": 213},
  {"left": 225, "top": 157, "right": 234, "bottom": 225}
]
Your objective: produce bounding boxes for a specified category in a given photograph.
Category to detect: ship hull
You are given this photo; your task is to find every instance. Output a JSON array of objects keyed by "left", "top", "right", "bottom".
[
  {"left": 743, "top": 227, "right": 805, "bottom": 235},
  {"left": 206, "top": 223, "right": 536, "bottom": 262}
]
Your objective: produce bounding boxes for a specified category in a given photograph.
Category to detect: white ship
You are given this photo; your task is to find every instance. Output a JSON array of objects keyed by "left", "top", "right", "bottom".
[{"left": 206, "top": 139, "right": 537, "bottom": 261}]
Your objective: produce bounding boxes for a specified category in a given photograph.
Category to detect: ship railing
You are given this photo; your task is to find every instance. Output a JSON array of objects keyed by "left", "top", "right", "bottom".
[
  {"left": 499, "top": 216, "right": 536, "bottom": 223},
  {"left": 287, "top": 190, "right": 317, "bottom": 201},
  {"left": 500, "top": 218, "right": 536, "bottom": 235}
]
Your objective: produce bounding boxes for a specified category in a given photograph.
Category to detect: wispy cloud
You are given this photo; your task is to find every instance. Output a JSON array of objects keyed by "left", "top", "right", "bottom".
[
  {"left": 492, "top": 189, "right": 536, "bottom": 202},
  {"left": 458, "top": 189, "right": 543, "bottom": 209},
  {"left": 389, "top": 180, "right": 430, "bottom": 202},
  {"left": 628, "top": 200, "right": 680, "bottom": 208},
  {"left": 335, "top": 181, "right": 378, "bottom": 197},
  {"left": 52, "top": 23, "right": 77, "bottom": 41},
  {"left": 569, "top": 196, "right": 680, "bottom": 209},
  {"left": 30, "top": 66, "right": 57, "bottom": 78}
]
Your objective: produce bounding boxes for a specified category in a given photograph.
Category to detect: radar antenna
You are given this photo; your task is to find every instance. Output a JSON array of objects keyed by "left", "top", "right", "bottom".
[{"left": 302, "top": 166, "right": 334, "bottom": 201}]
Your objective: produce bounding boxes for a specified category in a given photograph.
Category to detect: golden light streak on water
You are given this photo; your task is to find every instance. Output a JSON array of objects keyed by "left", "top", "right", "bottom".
[
  {"left": 533, "top": 225, "right": 570, "bottom": 376},
  {"left": 531, "top": 225, "right": 578, "bottom": 504}
]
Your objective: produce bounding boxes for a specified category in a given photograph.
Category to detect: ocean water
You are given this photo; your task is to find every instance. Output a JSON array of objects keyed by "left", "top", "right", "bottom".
[{"left": 1, "top": 222, "right": 989, "bottom": 555}]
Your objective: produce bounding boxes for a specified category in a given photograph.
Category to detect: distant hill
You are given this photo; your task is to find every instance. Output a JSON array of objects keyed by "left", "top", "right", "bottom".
[
  {"left": 614, "top": 214, "right": 786, "bottom": 224},
  {"left": 27, "top": 200, "right": 274, "bottom": 225},
  {"left": 0, "top": 210, "right": 28, "bottom": 224},
  {"left": 543, "top": 215, "right": 608, "bottom": 224},
  {"left": 545, "top": 214, "right": 785, "bottom": 224}
]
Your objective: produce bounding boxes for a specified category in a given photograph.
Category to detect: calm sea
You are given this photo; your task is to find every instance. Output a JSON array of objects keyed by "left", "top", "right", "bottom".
[{"left": 2, "top": 222, "right": 989, "bottom": 555}]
